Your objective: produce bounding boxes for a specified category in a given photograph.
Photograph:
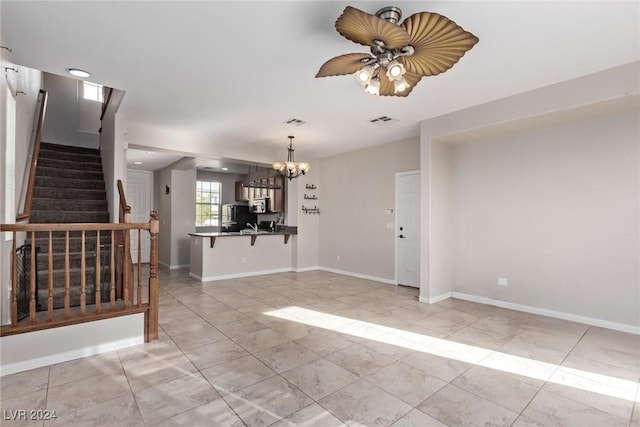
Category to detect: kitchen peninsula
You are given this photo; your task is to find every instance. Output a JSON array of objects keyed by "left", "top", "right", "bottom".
[{"left": 189, "top": 227, "right": 297, "bottom": 281}]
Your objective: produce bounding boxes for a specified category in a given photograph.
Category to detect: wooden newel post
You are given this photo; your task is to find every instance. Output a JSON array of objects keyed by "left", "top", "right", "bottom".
[{"left": 147, "top": 210, "right": 159, "bottom": 341}]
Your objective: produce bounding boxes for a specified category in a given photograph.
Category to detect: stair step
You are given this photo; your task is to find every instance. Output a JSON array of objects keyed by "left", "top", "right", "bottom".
[
  {"left": 32, "top": 198, "right": 108, "bottom": 212},
  {"left": 34, "top": 177, "right": 105, "bottom": 190},
  {"left": 34, "top": 283, "right": 112, "bottom": 310},
  {"left": 39, "top": 148, "right": 101, "bottom": 164},
  {"left": 31, "top": 234, "right": 113, "bottom": 251},
  {"left": 33, "top": 187, "right": 106, "bottom": 200},
  {"left": 36, "top": 166, "right": 103, "bottom": 180},
  {"left": 38, "top": 157, "right": 103, "bottom": 172},
  {"left": 30, "top": 211, "right": 110, "bottom": 224},
  {"left": 33, "top": 251, "right": 114, "bottom": 270},
  {"left": 40, "top": 142, "right": 100, "bottom": 157}
]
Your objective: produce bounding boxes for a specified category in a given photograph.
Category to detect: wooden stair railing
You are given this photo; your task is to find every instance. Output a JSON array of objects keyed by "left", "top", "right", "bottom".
[
  {"left": 17, "top": 89, "right": 48, "bottom": 222},
  {"left": 116, "top": 179, "right": 133, "bottom": 303},
  {"left": 0, "top": 211, "right": 159, "bottom": 341}
]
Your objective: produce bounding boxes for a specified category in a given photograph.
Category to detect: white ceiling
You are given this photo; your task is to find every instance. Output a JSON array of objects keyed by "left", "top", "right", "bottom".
[{"left": 2, "top": 1, "right": 639, "bottom": 170}]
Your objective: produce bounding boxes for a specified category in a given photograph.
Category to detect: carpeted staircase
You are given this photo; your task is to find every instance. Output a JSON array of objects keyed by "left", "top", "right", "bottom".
[{"left": 27, "top": 142, "right": 112, "bottom": 310}]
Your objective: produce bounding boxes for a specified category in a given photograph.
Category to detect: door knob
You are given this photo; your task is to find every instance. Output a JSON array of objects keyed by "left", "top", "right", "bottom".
[{"left": 398, "top": 234, "right": 405, "bottom": 239}]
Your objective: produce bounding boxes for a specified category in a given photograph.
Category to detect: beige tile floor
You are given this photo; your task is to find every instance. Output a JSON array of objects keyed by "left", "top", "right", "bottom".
[{"left": 1, "top": 267, "right": 639, "bottom": 426}]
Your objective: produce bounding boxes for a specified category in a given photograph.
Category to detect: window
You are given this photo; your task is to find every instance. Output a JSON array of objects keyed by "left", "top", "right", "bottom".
[
  {"left": 83, "top": 81, "right": 103, "bottom": 102},
  {"left": 196, "top": 180, "right": 221, "bottom": 227}
]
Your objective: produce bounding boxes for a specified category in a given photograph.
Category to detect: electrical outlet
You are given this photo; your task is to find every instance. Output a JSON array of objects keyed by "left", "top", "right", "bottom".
[
  {"left": 336, "top": 255, "right": 341, "bottom": 262},
  {"left": 241, "top": 257, "right": 246, "bottom": 264},
  {"left": 497, "top": 277, "right": 508, "bottom": 286}
]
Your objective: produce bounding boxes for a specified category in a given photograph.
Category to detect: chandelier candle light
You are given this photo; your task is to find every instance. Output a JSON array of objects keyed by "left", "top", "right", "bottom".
[{"left": 272, "top": 136, "right": 310, "bottom": 180}]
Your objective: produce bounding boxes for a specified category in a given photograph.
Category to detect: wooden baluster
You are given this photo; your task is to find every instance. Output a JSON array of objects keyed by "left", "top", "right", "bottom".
[
  {"left": 110, "top": 230, "right": 115, "bottom": 309},
  {"left": 123, "top": 229, "right": 130, "bottom": 309},
  {"left": 95, "top": 230, "right": 101, "bottom": 314},
  {"left": 29, "top": 232, "right": 36, "bottom": 323},
  {"left": 137, "top": 229, "right": 141, "bottom": 307},
  {"left": 147, "top": 211, "right": 159, "bottom": 341},
  {"left": 10, "top": 232, "right": 17, "bottom": 325},
  {"left": 80, "top": 230, "right": 86, "bottom": 315},
  {"left": 64, "top": 231, "right": 70, "bottom": 318},
  {"left": 47, "top": 231, "right": 53, "bottom": 321}
]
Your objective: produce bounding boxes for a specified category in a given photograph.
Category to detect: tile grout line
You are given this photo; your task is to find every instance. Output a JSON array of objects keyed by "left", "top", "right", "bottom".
[{"left": 510, "top": 325, "right": 593, "bottom": 425}]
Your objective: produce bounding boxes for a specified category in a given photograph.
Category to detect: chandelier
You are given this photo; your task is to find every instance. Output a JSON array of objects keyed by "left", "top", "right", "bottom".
[{"left": 272, "top": 136, "right": 310, "bottom": 180}]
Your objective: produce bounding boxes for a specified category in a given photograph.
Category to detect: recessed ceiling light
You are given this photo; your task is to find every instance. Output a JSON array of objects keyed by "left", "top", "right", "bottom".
[
  {"left": 68, "top": 68, "right": 91, "bottom": 78},
  {"left": 221, "top": 167, "right": 229, "bottom": 171},
  {"left": 133, "top": 161, "right": 143, "bottom": 165}
]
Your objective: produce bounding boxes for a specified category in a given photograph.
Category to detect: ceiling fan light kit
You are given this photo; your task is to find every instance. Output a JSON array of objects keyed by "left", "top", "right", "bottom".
[{"left": 316, "top": 5, "right": 479, "bottom": 97}]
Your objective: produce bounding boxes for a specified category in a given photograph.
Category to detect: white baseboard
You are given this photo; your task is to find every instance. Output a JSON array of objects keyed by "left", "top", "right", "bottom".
[
  {"left": 451, "top": 292, "right": 640, "bottom": 335},
  {"left": 295, "top": 266, "right": 321, "bottom": 273},
  {"left": 197, "top": 267, "right": 296, "bottom": 282},
  {"left": 419, "top": 292, "right": 452, "bottom": 304},
  {"left": 158, "top": 261, "right": 189, "bottom": 270},
  {"left": 318, "top": 267, "right": 396, "bottom": 286}
]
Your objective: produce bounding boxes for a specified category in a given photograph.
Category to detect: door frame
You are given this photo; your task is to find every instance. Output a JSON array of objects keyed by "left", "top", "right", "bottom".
[
  {"left": 126, "top": 169, "right": 154, "bottom": 262},
  {"left": 395, "top": 169, "right": 420, "bottom": 287}
]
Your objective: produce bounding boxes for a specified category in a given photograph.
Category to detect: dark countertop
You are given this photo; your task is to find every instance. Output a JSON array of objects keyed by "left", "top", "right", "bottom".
[{"left": 189, "top": 226, "right": 297, "bottom": 238}]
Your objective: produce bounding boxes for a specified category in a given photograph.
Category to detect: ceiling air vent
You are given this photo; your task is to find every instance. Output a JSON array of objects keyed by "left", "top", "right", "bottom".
[
  {"left": 369, "top": 116, "right": 398, "bottom": 126},
  {"left": 285, "top": 118, "right": 306, "bottom": 126}
]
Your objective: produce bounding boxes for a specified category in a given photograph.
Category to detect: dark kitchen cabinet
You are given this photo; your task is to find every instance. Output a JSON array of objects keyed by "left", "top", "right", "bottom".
[
  {"left": 235, "top": 181, "right": 249, "bottom": 202},
  {"left": 237, "top": 174, "right": 285, "bottom": 212},
  {"left": 269, "top": 175, "right": 285, "bottom": 213}
]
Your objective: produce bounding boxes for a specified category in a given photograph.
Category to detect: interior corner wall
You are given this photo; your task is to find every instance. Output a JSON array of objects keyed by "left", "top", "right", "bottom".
[
  {"left": 170, "top": 169, "right": 196, "bottom": 268},
  {"left": 319, "top": 138, "right": 420, "bottom": 282},
  {"left": 291, "top": 164, "right": 320, "bottom": 270},
  {"left": 428, "top": 141, "right": 454, "bottom": 298},
  {"left": 451, "top": 109, "right": 639, "bottom": 327},
  {"left": 155, "top": 167, "right": 172, "bottom": 267},
  {"left": 420, "top": 63, "right": 640, "bottom": 330},
  {"left": 155, "top": 167, "right": 196, "bottom": 269}
]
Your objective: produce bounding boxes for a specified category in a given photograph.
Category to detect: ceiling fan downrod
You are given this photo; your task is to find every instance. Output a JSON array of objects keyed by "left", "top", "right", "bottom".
[{"left": 375, "top": 6, "right": 402, "bottom": 24}]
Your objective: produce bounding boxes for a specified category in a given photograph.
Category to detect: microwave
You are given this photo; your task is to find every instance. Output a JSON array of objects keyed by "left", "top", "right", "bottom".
[{"left": 250, "top": 198, "right": 268, "bottom": 213}]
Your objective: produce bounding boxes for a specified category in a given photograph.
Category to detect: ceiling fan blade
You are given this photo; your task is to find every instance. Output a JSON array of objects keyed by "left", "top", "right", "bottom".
[
  {"left": 315, "top": 53, "right": 373, "bottom": 77},
  {"left": 336, "top": 6, "right": 410, "bottom": 49},
  {"left": 401, "top": 12, "right": 479, "bottom": 76},
  {"left": 378, "top": 70, "right": 423, "bottom": 97}
]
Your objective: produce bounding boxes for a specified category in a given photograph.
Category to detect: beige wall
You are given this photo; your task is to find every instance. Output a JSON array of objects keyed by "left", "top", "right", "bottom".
[
  {"left": 155, "top": 167, "right": 172, "bottom": 267},
  {"left": 1, "top": 63, "right": 42, "bottom": 325},
  {"left": 451, "top": 109, "right": 639, "bottom": 326},
  {"left": 421, "top": 62, "right": 640, "bottom": 330},
  {"left": 41, "top": 73, "right": 100, "bottom": 149},
  {"left": 319, "top": 138, "right": 420, "bottom": 282},
  {"left": 170, "top": 169, "right": 196, "bottom": 267},
  {"left": 154, "top": 167, "right": 196, "bottom": 268}
]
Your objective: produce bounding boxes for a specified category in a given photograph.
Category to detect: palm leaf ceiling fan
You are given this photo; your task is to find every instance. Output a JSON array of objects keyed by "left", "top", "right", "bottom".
[{"left": 316, "top": 6, "right": 479, "bottom": 97}]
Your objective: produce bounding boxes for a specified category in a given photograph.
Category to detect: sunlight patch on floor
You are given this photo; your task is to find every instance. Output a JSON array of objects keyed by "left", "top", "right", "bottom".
[{"left": 265, "top": 306, "right": 639, "bottom": 403}]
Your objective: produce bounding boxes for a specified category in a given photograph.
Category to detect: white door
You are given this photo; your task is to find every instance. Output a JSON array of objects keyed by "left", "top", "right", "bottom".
[
  {"left": 126, "top": 170, "right": 153, "bottom": 263},
  {"left": 396, "top": 171, "right": 420, "bottom": 287}
]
